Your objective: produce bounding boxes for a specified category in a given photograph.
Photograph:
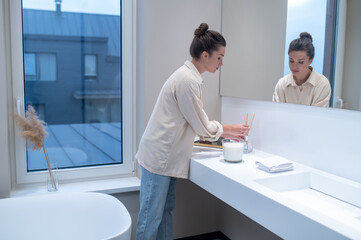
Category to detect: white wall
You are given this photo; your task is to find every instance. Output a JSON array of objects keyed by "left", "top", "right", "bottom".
[
  {"left": 142, "top": 0, "right": 222, "bottom": 124},
  {"left": 220, "top": 0, "right": 287, "bottom": 101}
]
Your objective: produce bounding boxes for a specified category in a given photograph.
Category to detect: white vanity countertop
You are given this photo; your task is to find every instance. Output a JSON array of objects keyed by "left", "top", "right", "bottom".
[{"left": 189, "top": 148, "right": 361, "bottom": 240}]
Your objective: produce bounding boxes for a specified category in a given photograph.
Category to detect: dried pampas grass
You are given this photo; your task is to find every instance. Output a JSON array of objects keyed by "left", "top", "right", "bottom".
[
  {"left": 13, "top": 105, "right": 47, "bottom": 151},
  {"left": 13, "top": 105, "right": 57, "bottom": 191}
]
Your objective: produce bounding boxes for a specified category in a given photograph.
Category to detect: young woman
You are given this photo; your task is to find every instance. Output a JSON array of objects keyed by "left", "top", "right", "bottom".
[
  {"left": 135, "top": 23, "right": 249, "bottom": 239},
  {"left": 273, "top": 32, "right": 331, "bottom": 107}
]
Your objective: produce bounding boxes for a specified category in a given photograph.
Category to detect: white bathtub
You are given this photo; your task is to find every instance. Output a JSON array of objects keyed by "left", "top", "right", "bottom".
[{"left": 0, "top": 192, "right": 132, "bottom": 240}]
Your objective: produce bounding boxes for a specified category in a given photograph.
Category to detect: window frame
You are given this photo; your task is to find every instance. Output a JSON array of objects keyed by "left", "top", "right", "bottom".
[
  {"left": 10, "top": 0, "right": 136, "bottom": 185},
  {"left": 322, "top": 0, "right": 338, "bottom": 106}
]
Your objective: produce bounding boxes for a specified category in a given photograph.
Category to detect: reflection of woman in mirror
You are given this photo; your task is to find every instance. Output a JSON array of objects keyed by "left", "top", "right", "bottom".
[{"left": 273, "top": 32, "right": 331, "bottom": 107}]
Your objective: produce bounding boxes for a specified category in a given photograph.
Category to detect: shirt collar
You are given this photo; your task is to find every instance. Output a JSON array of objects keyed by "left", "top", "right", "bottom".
[
  {"left": 286, "top": 66, "right": 316, "bottom": 87},
  {"left": 184, "top": 60, "right": 204, "bottom": 84}
]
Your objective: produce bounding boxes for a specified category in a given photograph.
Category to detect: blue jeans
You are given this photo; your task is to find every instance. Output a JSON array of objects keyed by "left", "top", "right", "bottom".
[{"left": 136, "top": 166, "right": 177, "bottom": 240}]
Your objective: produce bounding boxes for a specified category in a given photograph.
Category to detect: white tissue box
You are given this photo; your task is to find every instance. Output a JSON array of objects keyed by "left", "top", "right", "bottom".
[{"left": 256, "top": 155, "right": 293, "bottom": 173}]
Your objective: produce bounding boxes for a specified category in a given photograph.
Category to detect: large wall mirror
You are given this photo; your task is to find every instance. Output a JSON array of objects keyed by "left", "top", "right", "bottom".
[{"left": 220, "top": 0, "right": 361, "bottom": 112}]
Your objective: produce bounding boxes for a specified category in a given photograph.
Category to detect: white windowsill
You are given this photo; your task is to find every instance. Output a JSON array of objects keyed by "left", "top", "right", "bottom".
[{"left": 10, "top": 176, "right": 140, "bottom": 198}]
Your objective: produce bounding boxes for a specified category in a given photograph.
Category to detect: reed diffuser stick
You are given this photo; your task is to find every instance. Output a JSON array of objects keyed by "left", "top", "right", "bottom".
[{"left": 249, "top": 113, "right": 255, "bottom": 130}]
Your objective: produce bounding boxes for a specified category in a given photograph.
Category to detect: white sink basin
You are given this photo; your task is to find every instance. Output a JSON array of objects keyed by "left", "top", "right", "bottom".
[{"left": 254, "top": 172, "right": 361, "bottom": 226}]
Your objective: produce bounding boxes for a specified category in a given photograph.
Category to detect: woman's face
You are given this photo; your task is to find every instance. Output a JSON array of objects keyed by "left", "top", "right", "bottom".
[
  {"left": 288, "top": 51, "right": 313, "bottom": 77},
  {"left": 203, "top": 46, "right": 225, "bottom": 73}
]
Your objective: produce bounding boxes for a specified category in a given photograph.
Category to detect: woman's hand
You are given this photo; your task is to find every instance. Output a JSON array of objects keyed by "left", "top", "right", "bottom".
[{"left": 221, "top": 124, "right": 250, "bottom": 141}]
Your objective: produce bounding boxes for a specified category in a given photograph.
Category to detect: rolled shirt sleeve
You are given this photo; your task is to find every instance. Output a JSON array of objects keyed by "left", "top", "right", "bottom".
[{"left": 176, "top": 76, "right": 222, "bottom": 141}]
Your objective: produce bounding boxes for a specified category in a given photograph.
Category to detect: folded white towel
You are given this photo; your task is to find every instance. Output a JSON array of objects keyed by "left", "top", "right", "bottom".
[{"left": 256, "top": 155, "right": 293, "bottom": 173}]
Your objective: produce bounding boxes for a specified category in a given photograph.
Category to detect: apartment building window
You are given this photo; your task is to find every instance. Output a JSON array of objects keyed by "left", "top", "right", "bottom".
[
  {"left": 24, "top": 53, "right": 36, "bottom": 80},
  {"left": 10, "top": 0, "right": 135, "bottom": 184},
  {"left": 24, "top": 53, "right": 57, "bottom": 81},
  {"left": 84, "top": 54, "right": 97, "bottom": 80}
]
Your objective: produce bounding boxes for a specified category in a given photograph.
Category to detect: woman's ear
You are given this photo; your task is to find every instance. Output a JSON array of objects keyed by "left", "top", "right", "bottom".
[
  {"left": 309, "top": 58, "right": 314, "bottom": 65},
  {"left": 201, "top": 51, "right": 208, "bottom": 59}
]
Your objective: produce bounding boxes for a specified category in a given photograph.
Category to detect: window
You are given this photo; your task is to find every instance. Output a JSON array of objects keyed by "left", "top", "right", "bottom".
[
  {"left": 10, "top": 0, "right": 135, "bottom": 184},
  {"left": 24, "top": 53, "right": 57, "bottom": 81},
  {"left": 283, "top": 0, "right": 328, "bottom": 76},
  {"left": 84, "top": 54, "right": 97, "bottom": 80},
  {"left": 284, "top": 0, "right": 338, "bottom": 106}
]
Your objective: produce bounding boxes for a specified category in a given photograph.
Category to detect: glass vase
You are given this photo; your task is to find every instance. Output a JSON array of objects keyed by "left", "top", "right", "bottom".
[
  {"left": 47, "top": 165, "right": 59, "bottom": 192},
  {"left": 243, "top": 136, "right": 253, "bottom": 154}
]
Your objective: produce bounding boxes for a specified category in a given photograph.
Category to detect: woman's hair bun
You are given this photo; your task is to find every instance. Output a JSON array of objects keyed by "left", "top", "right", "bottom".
[
  {"left": 299, "top": 32, "right": 313, "bottom": 42},
  {"left": 194, "top": 23, "right": 209, "bottom": 37}
]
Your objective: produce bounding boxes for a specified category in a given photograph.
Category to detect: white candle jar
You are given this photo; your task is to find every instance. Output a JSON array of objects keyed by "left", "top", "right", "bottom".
[{"left": 222, "top": 139, "right": 244, "bottom": 163}]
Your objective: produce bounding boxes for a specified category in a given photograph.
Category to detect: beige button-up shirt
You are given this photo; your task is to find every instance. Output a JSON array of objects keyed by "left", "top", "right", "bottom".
[
  {"left": 136, "top": 61, "right": 223, "bottom": 178},
  {"left": 272, "top": 67, "right": 331, "bottom": 107}
]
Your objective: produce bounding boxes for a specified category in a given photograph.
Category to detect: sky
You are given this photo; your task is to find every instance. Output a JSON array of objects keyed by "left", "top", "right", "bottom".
[{"left": 22, "top": 0, "right": 120, "bottom": 15}]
